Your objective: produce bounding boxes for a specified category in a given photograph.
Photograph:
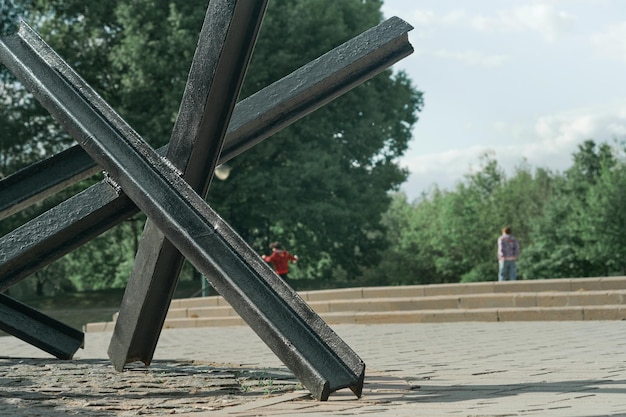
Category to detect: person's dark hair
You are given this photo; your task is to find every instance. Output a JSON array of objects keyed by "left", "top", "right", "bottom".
[
  {"left": 503, "top": 226, "right": 512, "bottom": 235},
  {"left": 269, "top": 241, "right": 282, "bottom": 250}
]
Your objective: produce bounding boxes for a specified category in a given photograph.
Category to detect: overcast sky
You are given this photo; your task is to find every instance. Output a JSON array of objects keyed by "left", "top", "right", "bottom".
[{"left": 380, "top": 0, "right": 626, "bottom": 201}]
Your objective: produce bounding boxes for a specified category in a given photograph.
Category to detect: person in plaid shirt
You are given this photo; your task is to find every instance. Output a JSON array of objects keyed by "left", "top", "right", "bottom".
[{"left": 497, "top": 226, "right": 520, "bottom": 281}]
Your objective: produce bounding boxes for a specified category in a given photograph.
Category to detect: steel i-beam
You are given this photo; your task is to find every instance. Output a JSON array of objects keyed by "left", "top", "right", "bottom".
[
  {"left": 108, "top": 0, "right": 268, "bottom": 372},
  {"left": 0, "top": 16, "right": 414, "bottom": 219},
  {"left": 0, "top": 145, "right": 97, "bottom": 219},
  {"left": 0, "top": 293, "right": 83, "bottom": 359},
  {"left": 0, "top": 21, "right": 368, "bottom": 400},
  {"left": 0, "top": 16, "right": 413, "bottom": 291},
  {"left": 0, "top": 15, "right": 414, "bottom": 354}
]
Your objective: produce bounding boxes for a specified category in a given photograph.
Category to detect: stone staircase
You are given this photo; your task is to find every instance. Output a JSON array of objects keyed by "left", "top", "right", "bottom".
[{"left": 83, "top": 276, "right": 626, "bottom": 332}]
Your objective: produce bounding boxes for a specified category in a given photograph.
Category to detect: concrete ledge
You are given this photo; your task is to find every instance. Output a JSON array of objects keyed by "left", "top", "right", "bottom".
[
  {"left": 84, "top": 278, "right": 626, "bottom": 332},
  {"left": 300, "top": 287, "right": 364, "bottom": 302},
  {"left": 182, "top": 306, "right": 240, "bottom": 318},
  {"left": 85, "top": 304, "right": 626, "bottom": 331},
  {"left": 165, "top": 291, "right": 626, "bottom": 319},
  {"left": 362, "top": 285, "right": 425, "bottom": 298},
  {"left": 170, "top": 276, "right": 626, "bottom": 309},
  {"left": 423, "top": 282, "right": 496, "bottom": 296},
  {"left": 83, "top": 321, "right": 116, "bottom": 332},
  {"left": 322, "top": 296, "right": 459, "bottom": 312},
  {"left": 494, "top": 279, "right": 571, "bottom": 293},
  {"left": 600, "top": 276, "right": 626, "bottom": 290},
  {"left": 459, "top": 293, "right": 515, "bottom": 309},
  {"left": 583, "top": 305, "right": 626, "bottom": 320},
  {"left": 165, "top": 308, "right": 189, "bottom": 319},
  {"left": 568, "top": 277, "right": 604, "bottom": 291},
  {"left": 163, "top": 316, "right": 246, "bottom": 329},
  {"left": 497, "top": 306, "right": 584, "bottom": 321},
  {"left": 317, "top": 309, "right": 500, "bottom": 324},
  {"left": 174, "top": 295, "right": 231, "bottom": 309}
]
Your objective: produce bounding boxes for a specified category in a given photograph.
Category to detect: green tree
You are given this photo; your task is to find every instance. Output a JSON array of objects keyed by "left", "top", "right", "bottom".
[
  {"left": 583, "top": 144, "right": 626, "bottom": 274},
  {"left": 206, "top": 0, "right": 422, "bottom": 280},
  {"left": 2, "top": 0, "right": 422, "bottom": 292},
  {"left": 0, "top": 0, "right": 83, "bottom": 298},
  {"left": 371, "top": 153, "right": 556, "bottom": 285},
  {"left": 520, "top": 140, "right": 615, "bottom": 279},
  {"left": 361, "top": 191, "right": 439, "bottom": 286}
]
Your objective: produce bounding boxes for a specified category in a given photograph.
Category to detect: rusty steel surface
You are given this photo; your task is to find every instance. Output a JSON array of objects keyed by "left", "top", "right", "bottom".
[
  {"left": 109, "top": 0, "right": 269, "bottom": 373},
  {"left": 0, "top": 7, "right": 415, "bottom": 401}
]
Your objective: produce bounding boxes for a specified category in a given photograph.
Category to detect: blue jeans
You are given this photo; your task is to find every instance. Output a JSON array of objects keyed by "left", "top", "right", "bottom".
[{"left": 498, "top": 260, "right": 517, "bottom": 281}]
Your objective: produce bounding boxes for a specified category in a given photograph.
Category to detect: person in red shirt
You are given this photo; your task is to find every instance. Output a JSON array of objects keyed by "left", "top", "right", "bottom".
[{"left": 262, "top": 241, "right": 298, "bottom": 279}]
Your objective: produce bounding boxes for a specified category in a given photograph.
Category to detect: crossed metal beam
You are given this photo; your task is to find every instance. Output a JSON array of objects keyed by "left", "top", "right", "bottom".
[
  {"left": 107, "top": 0, "right": 271, "bottom": 373},
  {"left": 0, "top": 293, "right": 83, "bottom": 359},
  {"left": 0, "top": 0, "right": 413, "bottom": 401}
]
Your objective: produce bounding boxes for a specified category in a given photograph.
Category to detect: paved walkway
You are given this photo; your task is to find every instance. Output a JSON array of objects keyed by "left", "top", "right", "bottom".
[{"left": 2, "top": 321, "right": 626, "bottom": 416}]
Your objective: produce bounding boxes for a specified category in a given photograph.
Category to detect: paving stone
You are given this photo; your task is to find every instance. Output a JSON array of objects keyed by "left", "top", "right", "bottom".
[{"left": 3, "top": 321, "right": 626, "bottom": 416}]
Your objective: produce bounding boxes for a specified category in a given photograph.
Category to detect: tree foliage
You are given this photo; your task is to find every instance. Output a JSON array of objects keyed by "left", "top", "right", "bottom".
[
  {"left": 207, "top": 0, "right": 421, "bottom": 280},
  {"left": 1, "top": 0, "right": 422, "bottom": 296},
  {"left": 7, "top": 0, "right": 623, "bottom": 296},
  {"left": 519, "top": 140, "right": 616, "bottom": 279},
  {"left": 369, "top": 153, "right": 557, "bottom": 285},
  {"left": 369, "top": 139, "right": 626, "bottom": 286}
]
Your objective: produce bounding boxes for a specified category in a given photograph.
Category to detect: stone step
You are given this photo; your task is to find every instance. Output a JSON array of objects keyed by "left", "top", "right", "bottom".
[
  {"left": 84, "top": 305, "right": 626, "bottom": 332},
  {"left": 83, "top": 277, "right": 626, "bottom": 332},
  {"left": 318, "top": 305, "right": 626, "bottom": 323},
  {"left": 168, "top": 276, "right": 626, "bottom": 309},
  {"left": 162, "top": 289, "right": 626, "bottom": 319}
]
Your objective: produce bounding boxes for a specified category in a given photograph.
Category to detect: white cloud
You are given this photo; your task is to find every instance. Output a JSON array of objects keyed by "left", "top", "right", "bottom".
[
  {"left": 433, "top": 49, "right": 509, "bottom": 67},
  {"left": 591, "top": 22, "right": 626, "bottom": 63},
  {"left": 407, "top": 9, "right": 436, "bottom": 26},
  {"left": 399, "top": 147, "right": 492, "bottom": 198},
  {"left": 469, "top": 5, "right": 576, "bottom": 42},
  {"left": 385, "top": 2, "right": 577, "bottom": 42},
  {"left": 382, "top": 4, "right": 436, "bottom": 27},
  {"left": 535, "top": 105, "right": 626, "bottom": 145},
  {"left": 441, "top": 9, "right": 468, "bottom": 25},
  {"left": 400, "top": 102, "right": 626, "bottom": 199},
  {"left": 385, "top": 0, "right": 626, "bottom": 202}
]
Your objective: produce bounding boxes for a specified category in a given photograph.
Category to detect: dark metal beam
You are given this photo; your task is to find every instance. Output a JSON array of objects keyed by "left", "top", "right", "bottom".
[
  {"left": 108, "top": 0, "right": 268, "bottom": 372},
  {"left": 0, "top": 145, "right": 98, "bottom": 220},
  {"left": 0, "top": 18, "right": 413, "bottom": 291},
  {"left": 0, "top": 182, "right": 137, "bottom": 292},
  {"left": 0, "top": 16, "right": 414, "bottom": 219},
  {"left": 0, "top": 16, "right": 413, "bottom": 291},
  {"left": 0, "top": 294, "right": 83, "bottom": 359},
  {"left": 0, "top": 21, "right": 366, "bottom": 400},
  {"left": 0, "top": 16, "right": 415, "bottom": 399}
]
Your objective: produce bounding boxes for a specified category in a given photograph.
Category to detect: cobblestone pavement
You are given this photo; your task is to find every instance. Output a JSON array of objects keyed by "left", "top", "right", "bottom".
[
  {"left": 0, "top": 356, "right": 303, "bottom": 416},
  {"left": 2, "top": 321, "right": 626, "bottom": 416}
]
